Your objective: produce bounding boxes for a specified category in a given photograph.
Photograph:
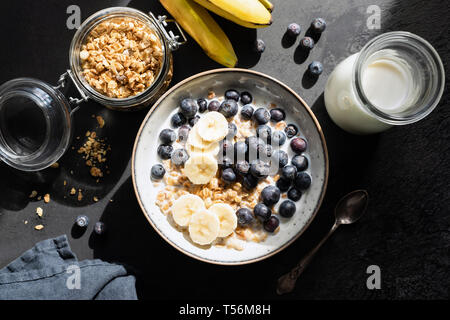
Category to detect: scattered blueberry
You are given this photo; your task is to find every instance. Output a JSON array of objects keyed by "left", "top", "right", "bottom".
[
  {"left": 241, "top": 105, "right": 254, "bottom": 120},
  {"left": 250, "top": 160, "right": 270, "bottom": 178},
  {"left": 180, "top": 98, "right": 198, "bottom": 117},
  {"left": 272, "top": 149, "right": 289, "bottom": 168},
  {"left": 254, "top": 39, "right": 266, "bottom": 53},
  {"left": 234, "top": 141, "right": 248, "bottom": 161},
  {"left": 276, "top": 178, "right": 292, "bottom": 192},
  {"left": 292, "top": 155, "right": 308, "bottom": 171},
  {"left": 177, "top": 125, "right": 190, "bottom": 144},
  {"left": 159, "top": 129, "right": 176, "bottom": 144},
  {"left": 235, "top": 160, "right": 250, "bottom": 176},
  {"left": 264, "top": 216, "right": 280, "bottom": 232},
  {"left": 284, "top": 124, "right": 298, "bottom": 138},
  {"left": 240, "top": 92, "right": 253, "bottom": 105},
  {"left": 308, "top": 61, "right": 323, "bottom": 76},
  {"left": 188, "top": 115, "right": 200, "bottom": 127},
  {"left": 287, "top": 188, "right": 302, "bottom": 202},
  {"left": 287, "top": 23, "right": 301, "bottom": 37},
  {"left": 227, "top": 122, "right": 237, "bottom": 139},
  {"left": 151, "top": 164, "right": 166, "bottom": 180},
  {"left": 300, "top": 36, "right": 315, "bottom": 50},
  {"left": 270, "top": 108, "right": 286, "bottom": 122},
  {"left": 157, "top": 144, "right": 173, "bottom": 160},
  {"left": 279, "top": 200, "right": 296, "bottom": 218},
  {"left": 222, "top": 168, "right": 237, "bottom": 183},
  {"left": 94, "top": 221, "right": 106, "bottom": 235},
  {"left": 171, "top": 149, "right": 189, "bottom": 166},
  {"left": 243, "top": 174, "right": 258, "bottom": 190},
  {"left": 311, "top": 18, "right": 327, "bottom": 33},
  {"left": 281, "top": 165, "right": 297, "bottom": 181},
  {"left": 197, "top": 98, "right": 207, "bottom": 113},
  {"left": 256, "top": 125, "right": 272, "bottom": 144},
  {"left": 225, "top": 89, "right": 240, "bottom": 102},
  {"left": 254, "top": 203, "right": 272, "bottom": 222},
  {"left": 253, "top": 108, "right": 271, "bottom": 125},
  {"left": 290, "top": 137, "right": 307, "bottom": 154},
  {"left": 236, "top": 208, "right": 254, "bottom": 227},
  {"left": 75, "top": 215, "right": 89, "bottom": 228},
  {"left": 171, "top": 112, "right": 187, "bottom": 128},
  {"left": 219, "top": 99, "right": 239, "bottom": 118},
  {"left": 294, "top": 172, "right": 312, "bottom": 190},
  {"left": 208, "top": 100, "right": 221, "bottom": 112},
  {"left": 272, "top": 131, "right": 286, "bottom": 146},
  {"left": 261, "top": 185, "right": 281, "bottom": 206}
]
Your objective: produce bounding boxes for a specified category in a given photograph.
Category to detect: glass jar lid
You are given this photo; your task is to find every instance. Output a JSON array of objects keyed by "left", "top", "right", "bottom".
[{"left": 0, "top": 78, "right": 73, "bottom": 171}]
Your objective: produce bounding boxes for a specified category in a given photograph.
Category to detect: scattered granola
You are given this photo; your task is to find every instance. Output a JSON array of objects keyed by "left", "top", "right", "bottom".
[
  {"left": 43, "top": 194, "right": 50, "bottom": 203},
  {"left": 70, "top": 188, "right": 77, "bottom": 195},
  {"left": 36, "top": 207, "right": 43, "bottom": 218},
  {"left": 93, "top": 196, "right": 99, "bottom": 202},
  {"left": 29, "top": 190, "right": 38, "bottom": 198},
  {"left": 78, "top": 130, "right": 110, "bottom": 178},
  {"left": 96, "top": 115, "right": 105, "bottom": 128},
  {"left": 50, "top": 162, "right": 59, "bottom": 169},
  {"left": 34, "top": 225, "right": 44, "bottom": 231},
  {"left": 77, "top": 190, "right": 83, "bottom": 202}
]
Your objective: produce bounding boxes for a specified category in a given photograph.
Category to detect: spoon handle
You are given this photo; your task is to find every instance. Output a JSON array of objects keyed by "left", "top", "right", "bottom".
[{"left": 277, "top": 222, "right": 340, "bottom": 295}]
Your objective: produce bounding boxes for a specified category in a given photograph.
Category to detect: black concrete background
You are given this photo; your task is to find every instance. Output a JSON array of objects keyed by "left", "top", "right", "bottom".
[{"left": 0, "top": 0, "right": 448, "bottom": 300}]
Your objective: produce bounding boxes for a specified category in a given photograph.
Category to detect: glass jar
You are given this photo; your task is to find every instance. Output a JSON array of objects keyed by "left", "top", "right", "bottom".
[
  {"left": 0, "top": 7, "right": 186, "bottom": 171},
  {"left": 324, "top": 31, "right": 445, "bottom": 134}
]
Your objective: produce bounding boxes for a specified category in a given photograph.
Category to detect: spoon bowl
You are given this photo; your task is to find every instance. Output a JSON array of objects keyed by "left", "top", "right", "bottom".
[{"left": 335, "top": 190, "right": 369, "bottom": 225}]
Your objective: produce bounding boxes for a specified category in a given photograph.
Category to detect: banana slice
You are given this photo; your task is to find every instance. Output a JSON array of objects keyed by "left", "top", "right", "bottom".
[
  {"left": 171, "top": 194, "right": 205, "bottom": 227},
  {"left": 188, "top": 209, "right": 220, "bottom": 245},
  {"left": 209, "top": 203, "right": 237, "bottom": 237},
  {"left": 184, "top": 153, "right": 218, "bottom": 184},
  {"left": 196, "top": 111, "right": 228, "bottom": 142},
  {"left": 187, "top": 125, "right": 216, "bottom": 150},
  {"left": 187, "top": 141, "right": 220, "bottom": 156}
]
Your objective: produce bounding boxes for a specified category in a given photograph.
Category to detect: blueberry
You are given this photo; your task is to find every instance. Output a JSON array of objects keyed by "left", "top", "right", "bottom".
[
  {"left": 171, "top": 112, "right": 187, "bottom": 128},
  {"left": 219, "top": 99, "right": 239, "bottom": 118},
  {"left": 272, "top": 149, "right": 289, "bottom": 168},
  {"left": 75, "top": 215, "right": 89, "bottom": 228},
  {"left": 264, "top": 216, "right": 280, "bottom": 232},
  {"left": 250, "top": 160, "right": 270, "bottom": 178},
  {"left": 241, "top": 105, "right": 254, "bottom": 120},
  {"left": 177, "top": 125, "right": 190, "bottom": 144},
  {"left": 94, "top": 221, "right": 106, "bottom": 235},
  {"left": 151, "top": 164, "right": 166, "bottom": 180},
  {"left": 222, "top": 168, "right": 237, "bottom": 183},
  {"left": 308, "top": 61, "right": 323, "bottom": 76},
  {"left": 254, "top": 203, "right": 272, "bottom": 222},
  {"left": 281, "top": 165, "right": 297, "bottom": 181},
  {"left": 159, "top": 128, "right": 176, "bottom": 144},
  {"left": 221, "top": 139, "right": 234, "bottom": 156},
  {"left": 311, "top": 18, "right": 326, "bottom": 33},
  {"left": 236, "top": 208, "right": 254, "bottom": 227},
  {"left": 240, "top": 92, "right": 253, "bottom": 105},
  {"left": 235, "top": 160, "right": 250, "bottom": 176},
  {"left": 234, "top": 141, "right": 248, "bottom": 161},
  {"left": 254, "top": 39, "right": 266, "bottom": 53},
  {"left": 256, "top": 125, "right": 272, "bottom": 144},
  {"left": 253, "top": 108, "right": 271, "bottom": 125},
  {"left": 219, "top": 156, "right": 234, "bottom": 170},
  {"left": 157, "top": 144, "right": 173, "bottom": 160},
  {"left": 171, "top": 148, "right": 189, "bottom": 166},
  {"left": 294, "top": 172, "right": 312, "bottom": 190},
  {"left": 188, "top": 115, "right": 200, "bottom": 127},
  {"left": 292, "top": 155, "right": 308, "bottom": 171},
  {"left": 287, "top": 23, "right": 301, "bottom": 37},
  {"left": 300, "top": 36, "right": 315, "bottom": 50},
  {"left": 261, "top": 185, "right": 281, "bottom": 206},
  {"left": 180, "top": 98, "right": 198, "bottom": 117},
  {"left": 290, "top": 138, "right": 307, "bottom": 154},
  {"left": 270, "top": 108, "right": 286, "bottom": 122},
  {"left": 272, "top": 131, "right": 286, "bottom": 146},
  {"left": 284, "top": 124, "right": 298, "bottom": 138},
  {"left": 243, "top": 174, "right": 258, "bottom": 190},
  {"left": 276, "top": 178, "right": 292, "bottom": 192},
  {"left": 225, "top": 89, "right": 240, "bottom": 101},
  {"left": 279, "top": 200, "right": 296, "bottom": 218},
  {"left": 287, "top": 188, "right": 302, "bottom": 202},
  {"left": 264, "top": 144, "right": 273, "bottom": 158},
  {"left": 227, "top": 122, "right": 237, "bottom": 139},
  {"left": 208, "top": 100, "right": 221, "bottom": 112},
  {"left": 197, "top": 98, "right": 207, "bottom": 113},
  {"left": 246, "top": 136, "right": 265, "bottom": 153}
]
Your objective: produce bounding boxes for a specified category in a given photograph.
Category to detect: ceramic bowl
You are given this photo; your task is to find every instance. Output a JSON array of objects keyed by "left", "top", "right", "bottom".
[{"left": 132, "top": 68, "right": 328, "bottom": 265}]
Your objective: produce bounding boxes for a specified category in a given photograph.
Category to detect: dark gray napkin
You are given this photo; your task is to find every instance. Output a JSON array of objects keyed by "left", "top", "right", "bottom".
[{"left": 0, "top": 235, "right": 137, "bottom": 300}]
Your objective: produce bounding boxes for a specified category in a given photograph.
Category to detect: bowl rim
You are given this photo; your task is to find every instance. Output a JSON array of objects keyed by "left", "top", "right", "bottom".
[{"left": 131, "top": 68, "right": 329, "bottom": 265}]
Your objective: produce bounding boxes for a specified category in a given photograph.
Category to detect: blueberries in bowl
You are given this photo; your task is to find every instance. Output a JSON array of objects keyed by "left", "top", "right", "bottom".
[
  {"left": 261, "top": 185, "right": 281, "bottom": 206},
  {"left": 225, "top": 89, "right": 240, "bottom": 101},
  {"left": 294, "top": 172, "right": 312, "bottom": 190},
  {"left": 234, "top": 141, "right": 248, "bottom": 160},
  {"left": 279, "top": 200, "right": 296, "bottom": 218},
  {"left": 276, "top": 178, "right": 292, "bottom": 192},
  {"left": 171, "top": 149, "right": 189, "bottom": 166},
  {"left": 290, "top": 137, "right": 307, "bottom": 154},
  {"left": 222, "top": 168, "right": 237, "bottom": 183},
  {"left": 272, "top": 149, "right": 289, "bottom": 168},
  {"left": 287, "top": 188, "right": 302, "bottom": 202},
  {"left": 188, "top": 115, "right": 200, "bottom": 127},
  {"left": 270, "top": 108, "right": 286, "bottom": 122},
  {"left": 219, "top": 99, "right": 239, "bottom": 118},
  {"left": 180, "top": 98, "right": 198, "bottom": 118},
  {"left": 236, "top": 208, "right": 254, "bottom": 227},
  {"left": 264, "top": 216, "right": 280, "bottom": 232},
  {"left": 292, "top": 155, "right": 308, "bottom": 171},
  {"left": 281, "top": 165, "right": 297, "bottom": 181},
  {"left": 221, "top": 139, "right": 234, "bottom": 156},
  {"left": 250, "top": 160, "right": 270, "bottom": 179},
  {"left": 177, "top": 125, "right": 190, "bottom": 144},
  {"left": 157, "top": 144, "right": 173, "bottom": 160},
  {"left": 254, "top": 203, "right": 272, "bottom": 222},
  {"left": 235, "top": 160, "right": 250, "bottom": 176},
  {"left": 208, "top": 100, "right": 221, "bottom": 112},
  {"left": 197, "top": 98, "right": 207, "bottom": 113},
  {"left": 243, "top": 174, "right": 258, "bottom": 190},
  {"left": 240, "top": 91, "right": 253, "bottom": 105},
  {"left": 284, "top": 124, "right": 298, "bottom": 138},
  {"left": 256, "top": 125, "right": 272, "bottom": 144},
  {"left": 272, "top": 131, "right": 286, "bottom": 146},
  {"left": 171, "top": 112, "right": 187, "bottom": 128},
  {"left": 253, "top": 108, "right": 271, "bottom": 125},
  {"left": 227, "top": 122, "right": 237, "bottom": 139},
  {"left": 241, "top": 105, "right": 254, "bottom": 120},
  {"left": 151, "top": 164, "right": 165, "bottom": 180},
  {"left": 159, "top": 128, "right": 176, "bottom": 144}
]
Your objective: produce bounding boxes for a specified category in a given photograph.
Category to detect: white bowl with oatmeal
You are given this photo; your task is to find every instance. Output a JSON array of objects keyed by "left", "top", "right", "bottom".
[{"left": 132, "top": 69, "right": 328, "bottom": 265}]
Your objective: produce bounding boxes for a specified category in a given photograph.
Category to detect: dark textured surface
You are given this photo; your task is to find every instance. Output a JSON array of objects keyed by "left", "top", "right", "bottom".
[{"left": 0, "top": 0, "right": 448, "bottom": 300}]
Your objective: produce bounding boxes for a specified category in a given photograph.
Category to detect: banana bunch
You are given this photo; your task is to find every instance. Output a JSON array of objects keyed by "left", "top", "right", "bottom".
[
  {"left": 171, "top": 195, "right": 237, "bottom": 245},
  {"left": 159, "top": 0, "right": 273, "bottom": 67}
]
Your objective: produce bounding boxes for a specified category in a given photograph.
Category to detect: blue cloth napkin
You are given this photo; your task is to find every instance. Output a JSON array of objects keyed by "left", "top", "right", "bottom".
[{"left": 0, "top": 235, "right": 137, "bottom": 300}]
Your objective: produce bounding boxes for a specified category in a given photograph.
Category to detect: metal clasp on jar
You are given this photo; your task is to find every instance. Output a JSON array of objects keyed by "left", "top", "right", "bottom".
[
  {"left": 148, "top": 12, "right": 187, "bottom": 51},
  {"left": 54, "top": 70, "right": 89, "bottom": 113}
]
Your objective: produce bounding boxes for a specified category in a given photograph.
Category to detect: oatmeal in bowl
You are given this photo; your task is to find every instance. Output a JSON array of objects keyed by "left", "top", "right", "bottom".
[{"left": 132, "top": 69, "right": 328, "bottom": 264}]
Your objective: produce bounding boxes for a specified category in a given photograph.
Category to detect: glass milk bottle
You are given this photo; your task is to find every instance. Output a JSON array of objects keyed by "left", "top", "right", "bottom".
[{"left": 324, "top": 32, "right": 445, "bottom": 134}]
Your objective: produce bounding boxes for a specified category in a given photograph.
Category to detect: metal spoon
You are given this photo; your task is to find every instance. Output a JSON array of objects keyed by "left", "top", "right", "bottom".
[{"left": 276, "top": 190, "right": 369, "bottom": 295}]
